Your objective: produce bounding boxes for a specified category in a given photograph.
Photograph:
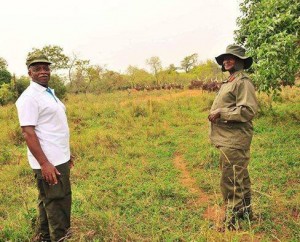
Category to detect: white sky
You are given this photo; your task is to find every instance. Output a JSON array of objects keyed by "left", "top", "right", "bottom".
[{"left": 0, "top": 0, "right": 241, "bottom": 76}]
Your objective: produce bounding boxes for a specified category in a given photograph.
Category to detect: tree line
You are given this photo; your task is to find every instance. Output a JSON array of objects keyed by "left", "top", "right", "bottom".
[
  {"left": 0, "top": 0, "right": 299, "bottom": 105},
  {"left": 0, "top": 47, "right": 224, "bottom": 105}
]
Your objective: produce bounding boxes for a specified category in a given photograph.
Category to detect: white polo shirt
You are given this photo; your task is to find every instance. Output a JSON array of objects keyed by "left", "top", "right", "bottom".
[{"left": 16, "top": 81, "right": 70, "bottom": 169}]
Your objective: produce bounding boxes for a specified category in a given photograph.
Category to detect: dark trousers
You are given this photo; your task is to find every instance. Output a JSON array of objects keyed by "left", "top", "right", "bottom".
[
  {"left": 219, "top": 147, "right": 251, "bottom": 214},
  {"left": 33, "top": 162, "right": 72, "bottom": 242}
]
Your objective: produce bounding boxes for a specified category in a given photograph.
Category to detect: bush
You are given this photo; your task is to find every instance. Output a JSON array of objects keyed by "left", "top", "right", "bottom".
[
  {"left": 49, "top": 74, "right": 67, "bottom": 99},
  {"left": 0, "top": 69, "right": 12, "bottom": 86},
  {"left": 15, "top": 76, "right": 30, "bottom": 97},
  {"left": 0, "top": 83, "right": 14, "bottom": 105},
  {"left": 12, "top": 74, "right": 67, "bottom": 101}
]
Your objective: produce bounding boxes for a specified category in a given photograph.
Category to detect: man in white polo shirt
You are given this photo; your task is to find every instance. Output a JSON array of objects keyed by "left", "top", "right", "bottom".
[{"left": 16, "top": 54, "right": 73, "bottom": 242}]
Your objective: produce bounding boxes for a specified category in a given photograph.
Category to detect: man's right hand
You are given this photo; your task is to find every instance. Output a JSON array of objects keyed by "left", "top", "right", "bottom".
[
  {"left": 208, "top": 109, "right": 221, "bottom": 123},
  {"left": 41, "top": 162, "right": 61, "bottom": 185},
  {"left": 21, "top": 126, "right": 61, "bottom": 185}
]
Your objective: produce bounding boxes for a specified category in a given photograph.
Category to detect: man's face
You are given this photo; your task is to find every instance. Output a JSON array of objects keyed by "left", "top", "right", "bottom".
[
  {"left": 28, "top": 63, "right": 51, "bottom": 86},
  {"left": 223, "top": 55, "right": 236, "bottom": 72}
]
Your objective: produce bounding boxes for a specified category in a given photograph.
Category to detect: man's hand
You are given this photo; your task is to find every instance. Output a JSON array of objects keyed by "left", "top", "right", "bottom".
[
  {"left": 208, "top": 109, "right": 221, "bottom": 123},
  {"left": 69, "top": 154, "right": 75, "bottom": 169},
  {"left": 41, "top": 161, "right": 61, "bottom": 185},
  {"left": 21, "top": 126, "right": 61, "bottom": 185}
]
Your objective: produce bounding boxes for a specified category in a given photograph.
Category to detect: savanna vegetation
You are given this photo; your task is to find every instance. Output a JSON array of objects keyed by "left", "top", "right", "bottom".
[
  {"left": 0, "top": 0, "right": 299, "bottom": 240},
  {"left": 0, "top": 86, "right": 299, "bottom": 241},
  {"left": 0, "top": 47, "right": 224, "bottom": 106}
]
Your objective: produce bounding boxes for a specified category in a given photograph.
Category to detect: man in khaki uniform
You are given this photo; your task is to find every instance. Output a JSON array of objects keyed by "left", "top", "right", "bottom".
[{"left": 208, "top": 44, "right": 258, "bottom": 230}]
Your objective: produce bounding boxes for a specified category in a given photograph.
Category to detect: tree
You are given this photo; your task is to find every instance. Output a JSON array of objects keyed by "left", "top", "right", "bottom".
[
  {"left": 181, "top": 53, "right": 198, "bottom": 73},
  {"left": 126, "top": 65, "right": 153, "bottom": 87},
  {"left": 102, "top": 70, "right": 126, "bottom": 92},
  {"left": 235, "top": 0, "right": 300, "bottom": 95},
  {"left": 146, "top": 56, "right": 162, "bottom": 85},
  {"left": 0, "top": 69, "right": 12, "bottom": 86},
  {"left": 49, "top": 74, "right": 67, "bottom": 99},
  {"left": 0, "top": 57, "right": 8, "bottom": 70},
  {"left": 67, "top": 53, "right": 78, "bottom": 87},
  {"left": 15, "top": 76, "right": 30, "bottom": 97},
  {"left": 85, "top": 65, "right": 104, "bottom": 93},
  {"left": 68, "top": 59, "right": 107, "bottom": 93},
  {"left": 166, "top": 64, "right": 178, "bottom": 73},
  {"left": 191, "top": 59, "right": 224, "bottom": 81},
  {"left": 127, "top": 65, "right": 140, "bottom": 88},
  {"left": 68, "top": 59, "right": 91, "bottom": 93},
  {"left": 0, "top": 83, "right": 14, "bottom": 105},
  {"left": 27, "top": 45, "right": 69, "bottom": 71}
]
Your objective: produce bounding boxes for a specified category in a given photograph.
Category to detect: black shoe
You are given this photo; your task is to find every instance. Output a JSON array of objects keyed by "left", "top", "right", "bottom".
[
  {"left": 32, "top": 233, "right": 51, "bottom": 242},
  {"left": 217, "top": 214, "right": 241, "bottom": 232}
]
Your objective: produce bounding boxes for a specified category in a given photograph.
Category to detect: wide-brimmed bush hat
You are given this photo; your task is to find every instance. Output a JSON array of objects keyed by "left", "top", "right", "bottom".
[
  {"left": 26, "top": 54, "right": 52, "bottom": 69},
  {"left": 215, "top": 44, "right": 253, "bottom": 69}
]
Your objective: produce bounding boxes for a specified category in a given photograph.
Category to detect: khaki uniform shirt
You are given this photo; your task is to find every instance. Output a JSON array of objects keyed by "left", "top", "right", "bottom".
[{"left": 209, "top": 70, "right": 258, "bottom": 150}]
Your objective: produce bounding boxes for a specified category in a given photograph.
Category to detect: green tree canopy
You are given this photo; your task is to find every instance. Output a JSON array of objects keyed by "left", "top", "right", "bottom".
[
  {"left": 0, "top": 83, "right": 14, "bottom": 105},
  {"left": 0, "top": 57, "right": 8, "bottom": 70},
  {"left": 49, "top": 74, "right": 67, "bottom": 99},
  {"left": 15, "top": 76, "right": 30, "bottom": 97},
  {"left": 180, "top": 53, "right": 198, "bottom": 73},
  {"left": 102, "top": 70, "right": 126, "bottom": 92},
  {"left": 68, "top": 59, "right": 91, "bottom": 93},
  {"left": 126, "top": 65, "right": 153, "bottom": 87},
  {"left": 146, "top": 56, "right": 162, "bottom": 85},
  {"left": 166, "top": 64, "right": 178, "bottom": 74},
  {"left": 0, "top": 69, "right": 12, "bottom": 86},
  {"left": 27, "top": 45, "right": 70, "bottom": 71},
  {"left": 191, "top": 59, "right": 223, "bottom": 81},
  {"left": 235, "top": 0, "right": 300, "bottom": 94}
]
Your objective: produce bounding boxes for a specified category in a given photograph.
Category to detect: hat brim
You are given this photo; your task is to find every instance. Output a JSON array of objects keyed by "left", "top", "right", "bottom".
[
  {"left": 28, "top": 60, "right": 52, "bottom": 68},
  {"left": 215, "top": 53, "right": 253, "bottom": 69}
]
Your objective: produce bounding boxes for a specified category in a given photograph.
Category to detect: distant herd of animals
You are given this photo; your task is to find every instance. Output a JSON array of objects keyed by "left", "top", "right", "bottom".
[
  {"left": 188, "top": 80, "right": 221, "bottom": 92},
  {"left": 124, "top": 80, "right": 221, "bottom": 93}
]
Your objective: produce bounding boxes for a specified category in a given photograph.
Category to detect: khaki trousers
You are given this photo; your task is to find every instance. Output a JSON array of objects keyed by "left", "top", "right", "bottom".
[
  {"left": 33, "top": 162, "right": 72, "bottom": 242},
  {"left": 218, "top": 146, "right": 251, "bottom": 214}
]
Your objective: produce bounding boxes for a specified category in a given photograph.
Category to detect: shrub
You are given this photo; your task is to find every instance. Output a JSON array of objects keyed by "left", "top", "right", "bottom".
[
  {"left": 15, "top": 76, "right": 30, "bottom": 97},
  {"left": 0, "top": 69, "right": 12, "bottom": 86},
  {"left": 0, "top": 83, "right": 14, "bottom": 105},
  {"left": 49, "top": 74, "right": 67, "bottom": 99}
]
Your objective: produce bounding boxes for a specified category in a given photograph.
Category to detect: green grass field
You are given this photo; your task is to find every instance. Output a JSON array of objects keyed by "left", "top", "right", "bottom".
[{"left": 0, "top": 87, "right": 299, "bottom": 241}]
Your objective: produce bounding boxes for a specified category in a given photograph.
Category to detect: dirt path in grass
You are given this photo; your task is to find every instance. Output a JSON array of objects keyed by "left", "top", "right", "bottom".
[
  {"left": 173, "top": 153, "right": 265, "bottom": 240},
  {"left": 173, "top": 152, "right": 224, "bottom": 223},
  {"left": 173, "top": 152, "right": 209, "bottom": 205}
]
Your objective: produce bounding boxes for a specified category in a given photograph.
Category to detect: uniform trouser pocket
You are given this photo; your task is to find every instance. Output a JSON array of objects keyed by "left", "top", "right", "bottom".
[
  {"left": 33, "top": 162, "right": 72, "bottom": 241},
  {"left": 39, "top": 175, "right": 70, "bottom": 200},
  {"left": 34, "top": 162, "right": 71, "bottom": 200}
]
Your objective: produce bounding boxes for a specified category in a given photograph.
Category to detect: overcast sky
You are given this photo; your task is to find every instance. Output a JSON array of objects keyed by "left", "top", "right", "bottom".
[{"left": 0, "top": 0, "right": 241, "bottom": 76}]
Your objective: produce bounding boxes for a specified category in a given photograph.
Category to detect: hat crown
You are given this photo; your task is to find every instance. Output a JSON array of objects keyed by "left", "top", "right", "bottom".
[
  {"left": 215, "top": 44, "right": 253, "bottom": 70},
  {"left": 226, "top": 44, "right": 246, "bottom": 57},
  {"left": 26, "top": 54, "right": 52, "bottom": 68}
]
